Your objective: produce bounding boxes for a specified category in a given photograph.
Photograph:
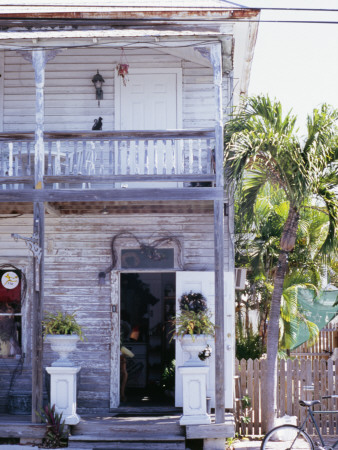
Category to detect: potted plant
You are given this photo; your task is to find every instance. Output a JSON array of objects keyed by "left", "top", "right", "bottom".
[
  {"left": 171, "top": 292, "right": 215, "bottom": 365},
  {"left": 42, "top": 311, "right": 85, "bottom": 367}
]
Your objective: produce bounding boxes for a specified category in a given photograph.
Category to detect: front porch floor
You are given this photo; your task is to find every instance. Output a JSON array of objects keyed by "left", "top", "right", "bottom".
[{"left": 0, "top": 412, "right": 235, "bottom": 449}]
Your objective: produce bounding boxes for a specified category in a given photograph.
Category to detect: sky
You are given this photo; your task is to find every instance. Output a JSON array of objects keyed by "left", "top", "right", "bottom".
[{"left": 238, "top": 0, "right": 338, "bottom": 136}]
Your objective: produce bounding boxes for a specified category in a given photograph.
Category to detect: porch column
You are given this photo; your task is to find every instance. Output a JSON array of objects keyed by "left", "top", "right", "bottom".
[
  {"left": 211, "top": 43, "right": 225, "bottom": 424},
  {"left": 31, "top": 49, "right": 46, "bottom": 421}
]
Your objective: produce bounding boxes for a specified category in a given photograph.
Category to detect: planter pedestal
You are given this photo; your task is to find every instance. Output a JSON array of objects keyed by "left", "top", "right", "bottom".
[
  {"left": 178, "top": 335, "right": 211, "bottom": 426},
  {"left": 178, "top": 365, "right": 211, "bottom": 425},
  {"left": 46, "top": 366, "right": 81, "bottom": 425}
]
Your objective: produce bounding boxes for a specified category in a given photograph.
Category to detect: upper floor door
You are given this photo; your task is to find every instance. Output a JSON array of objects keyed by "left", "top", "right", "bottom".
[{"left": 115, "top": 68, "right": 182, "bottom": 185}]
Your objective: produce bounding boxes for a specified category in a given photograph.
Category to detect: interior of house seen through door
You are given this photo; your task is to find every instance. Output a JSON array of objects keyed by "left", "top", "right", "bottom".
[{"left": 120, "top": 272, "right": 176, "bottom": 405}]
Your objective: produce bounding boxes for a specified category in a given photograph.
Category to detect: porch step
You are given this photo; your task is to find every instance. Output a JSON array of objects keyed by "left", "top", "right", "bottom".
[
  {"left": 68, "top": 434, "right": 185, "bottom": 449},
  {"left": 69, "top": 415, "right": 186, "bottom": 450},
  {"left": 0, "top": 420, "right": 46, "bottom": 440}
]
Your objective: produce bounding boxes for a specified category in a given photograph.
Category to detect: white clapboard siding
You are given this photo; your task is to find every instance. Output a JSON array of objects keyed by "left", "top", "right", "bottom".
[{"left": 3, "top": 47, "right": 219, "bottom": 132}]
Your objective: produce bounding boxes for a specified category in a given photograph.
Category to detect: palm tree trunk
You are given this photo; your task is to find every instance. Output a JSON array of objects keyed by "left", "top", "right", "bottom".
[{"left": 264, "top": 207, "right": 299, "bottom": 432}]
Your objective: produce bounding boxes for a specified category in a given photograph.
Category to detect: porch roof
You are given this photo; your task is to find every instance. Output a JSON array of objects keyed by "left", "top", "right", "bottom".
[{"left": 0, "top": 1, "right": 260, "bottom": 22}]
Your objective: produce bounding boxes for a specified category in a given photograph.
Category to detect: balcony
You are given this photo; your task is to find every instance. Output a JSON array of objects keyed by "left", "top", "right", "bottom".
[{"left": 0, "top": 129, "right": 216, "bottom": 191}]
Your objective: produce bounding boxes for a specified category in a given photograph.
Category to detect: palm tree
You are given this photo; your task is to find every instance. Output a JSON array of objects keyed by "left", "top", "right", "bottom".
[{"left": 225, "top": 96, "right": 338, "bottom": 431}]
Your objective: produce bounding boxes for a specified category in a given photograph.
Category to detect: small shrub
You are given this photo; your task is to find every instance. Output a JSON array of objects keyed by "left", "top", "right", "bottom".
[
  {"left": 236, "top": 332, "right": 264, "bottom": 360},
  {"left": 36, "top": 404, "right": 68, "bottom": 448}
]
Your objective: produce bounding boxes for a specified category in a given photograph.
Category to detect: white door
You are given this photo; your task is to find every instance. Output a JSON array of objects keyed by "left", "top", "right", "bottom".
[
  {"left": 175, "top": 271, "right": 235, "bottom": 409},
  {"left": 115, "top": 68, "right": 182, "bottom": 184}
]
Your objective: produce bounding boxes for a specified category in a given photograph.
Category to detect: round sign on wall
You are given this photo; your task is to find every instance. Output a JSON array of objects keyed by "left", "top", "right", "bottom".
[{"left": 1, "top": 271, "right": 20, "bottom": 289}]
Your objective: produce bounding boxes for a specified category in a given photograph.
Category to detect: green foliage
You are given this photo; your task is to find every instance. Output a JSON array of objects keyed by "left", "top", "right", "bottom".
[
  {"left": 172, "top": 308, "right": 215, "bottom": 340},
  {"left": 42, "top": 311, "right": 86, "bottom": 341},
  {"left": 236, "top": 331, "right": 265, "bottom": 360},
  {"left": 161, "top": 359, "right": 175, "bottom": 391},
  {"left": 239, "top": 395, "right": 252, "bottom": 426},
  {"left": 171, "top": 292, "right": 215, "bottom": 340},
  {"left": 36, "top": 404, "right": 68, "bottom": 448}
]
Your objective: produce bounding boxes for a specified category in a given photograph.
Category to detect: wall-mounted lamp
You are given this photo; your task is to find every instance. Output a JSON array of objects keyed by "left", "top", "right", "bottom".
[
  {"left": 98, "top": 271, "right": 106, "bottom": 286},
  {"left": 92, "top": 70, "right": 105, "bottom": 106}
]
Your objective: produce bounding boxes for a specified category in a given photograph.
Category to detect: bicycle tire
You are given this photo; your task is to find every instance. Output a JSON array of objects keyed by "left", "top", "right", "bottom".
[{"left": 261, "top": 425, "right": 314, "bottom": 450}]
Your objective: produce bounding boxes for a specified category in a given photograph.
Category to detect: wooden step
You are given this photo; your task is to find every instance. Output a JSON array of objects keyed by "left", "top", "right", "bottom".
[
  {"left": 68, "top": 435, "right": 186, "bottom": 449},
  {"left": 69, "top": 442, "right": 185, "bottom": 450},
  {"left": 71, "top": 415, "right": 184, "bottom": 436}
]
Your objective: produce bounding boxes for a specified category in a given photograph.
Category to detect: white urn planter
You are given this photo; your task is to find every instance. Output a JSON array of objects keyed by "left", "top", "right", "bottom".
[
  {"left": 46, "top": 334, "right": 80, "bottom": 367},
  {"left": 180, "top": 334, "right": 210, "bottom": 366}
]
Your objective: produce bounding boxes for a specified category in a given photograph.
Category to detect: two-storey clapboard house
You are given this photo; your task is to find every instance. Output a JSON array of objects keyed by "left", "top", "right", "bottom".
[{"left": 0, "top": 0, "right": 260, "bottom": 428}]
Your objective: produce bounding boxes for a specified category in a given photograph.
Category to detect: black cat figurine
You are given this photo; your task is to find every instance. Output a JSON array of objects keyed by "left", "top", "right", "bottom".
[{"left": 92, "top": 117, "right": 103, "bottom": 130}]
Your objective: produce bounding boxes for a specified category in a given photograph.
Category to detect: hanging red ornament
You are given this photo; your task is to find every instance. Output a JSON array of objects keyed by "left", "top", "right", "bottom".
[{"left": 116, "top": 48, "right": 129, "bottom": 86}]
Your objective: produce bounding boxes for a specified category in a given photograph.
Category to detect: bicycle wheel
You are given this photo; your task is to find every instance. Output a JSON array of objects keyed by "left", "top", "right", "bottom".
[{"left": 261, "top": 425, "right": 314, "bottom": 450}]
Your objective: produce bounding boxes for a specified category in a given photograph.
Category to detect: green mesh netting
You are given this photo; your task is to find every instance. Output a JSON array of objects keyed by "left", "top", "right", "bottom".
[{"left": 291, "top": 288, "right": 338, "bottom": 350}]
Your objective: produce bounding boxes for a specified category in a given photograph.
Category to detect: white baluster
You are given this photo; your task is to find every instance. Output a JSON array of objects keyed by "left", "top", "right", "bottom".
[
  {"left": 47, "top": 141, "right": 52, "bottom": 175},
  {"left": 118, "top": 141, "right": 122, "bottom": 175},
  {"left": 144, "top": 140, "right": 149, "bottom": 175},
  {"left": 109, "top": 140, "right": 114, "bottom": 175},
  {"left": 198, "top": 139, "right": 202, "bottom": 174},
  {"left": 17, "top": 142, "right": 22, "bottom": 176},
  {"left": 171, "top": 139, "right": 176, "bottom": 174},
  {"left": 126, "top": 141, "right": 131, "bottom": 175},
  {"left": 8, "top": 143, "right": 13, "bottom": 177},
  {"left": 55, "top": 141, "right": 61, "bottom": 175},
  {"left": 27, "top": 142, "right": 32, "bottom": 176},
  {"left": 162, "top": 139, "right": 167, "bottom": 174},
  {"left": 99, "top": 140, "right": 104, "bottom": 175},
  {"left": 154, "top": 140, "right": 158, "bottom": 175},
  {"left": 134, "top": 140, "right": 139, "bottom": 175},
  {"left": 188, "top": 139, "right": 193, "bottom": 174}
]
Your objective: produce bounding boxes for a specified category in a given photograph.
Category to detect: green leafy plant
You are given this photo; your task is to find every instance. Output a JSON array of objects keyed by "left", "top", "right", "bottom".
[
  {"left": 161, "top": 359, "right": 175, "bottom": 392},
  {"left": 226, "top": 435, "right": 239, "bottom": 449},
  {"left": 240, "top": 395, "right": 252, "bottom": 425},
  {"left": 42, "top": 311, "right": 86, "bottom": 341},
  {"left": 36, "top": 404, "right": 68, "bottom": 448},
  {"left": 171, "top": 292, "right": 215, "bottom": 340},
  {"left": 236, "top": 331, "right": 265, "bottom": 361}
]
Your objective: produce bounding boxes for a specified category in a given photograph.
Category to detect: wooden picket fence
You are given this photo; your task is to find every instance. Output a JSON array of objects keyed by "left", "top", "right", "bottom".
[
  {"left": 291, "top": 322, "right": 338, "bottom": 361},
  {"left": 235, "top": 358, "right": 337, "bottom": 436}
]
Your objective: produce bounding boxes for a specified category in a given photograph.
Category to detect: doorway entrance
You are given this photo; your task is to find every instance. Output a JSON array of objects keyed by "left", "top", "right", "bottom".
[{"left": 120, "top": 272, "right": 176, "bottom": 405}]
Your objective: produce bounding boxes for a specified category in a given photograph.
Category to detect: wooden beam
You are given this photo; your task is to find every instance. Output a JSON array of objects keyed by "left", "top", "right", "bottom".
[
  {"left": 43, "top": 174, "right": 216, "bottom": 184},
  {"left": 211, "top": 42, "right": 225, "bottom": 424},
  {"left": 0, "top": 187, "right": 224, "bottom": 202},
  {"left": 0, "top": 128, "right": 215, "bottom": 142}
]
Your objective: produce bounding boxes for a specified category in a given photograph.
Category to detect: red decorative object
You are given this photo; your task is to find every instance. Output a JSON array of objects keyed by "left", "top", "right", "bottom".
[{"left": 116, "top": 48, "right": 129, "bottom": 86}]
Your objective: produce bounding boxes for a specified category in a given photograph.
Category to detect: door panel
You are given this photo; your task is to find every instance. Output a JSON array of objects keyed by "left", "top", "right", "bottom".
[
  {"left": 175, "top": 271, "right": 235, "bottom": 409},
  {"left": 115, "top": 69, "right": 182, "bottom": 185}
]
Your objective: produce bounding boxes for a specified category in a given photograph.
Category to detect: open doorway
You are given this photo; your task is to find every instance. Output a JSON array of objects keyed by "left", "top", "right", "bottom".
[{"left": 120, "top": 272, "right": 175, "bottom": 405}]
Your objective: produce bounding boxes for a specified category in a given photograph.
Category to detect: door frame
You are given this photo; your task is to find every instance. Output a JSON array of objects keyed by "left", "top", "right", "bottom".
[
  {"left": 114, "top": 67, "right": 183, "bottom": 130},
  {"left": 109, "top": 269, "right": 177, "bottom": 409}
]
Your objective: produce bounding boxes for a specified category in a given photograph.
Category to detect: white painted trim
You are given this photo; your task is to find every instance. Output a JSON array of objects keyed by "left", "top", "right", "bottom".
[
  {"left": 0, "top": 51, "right": 4, "bottom": 132},
  {"left": 110, "top": 271, "right": 120, "bottom": 409},
  {"left": 114, "top": 67, "right": 183, "bottom": 130}
]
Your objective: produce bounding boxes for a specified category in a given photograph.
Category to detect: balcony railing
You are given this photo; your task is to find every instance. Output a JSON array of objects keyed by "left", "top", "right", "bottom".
[{"left": 0, "top": 129, "right": 216, "bottom": 190}]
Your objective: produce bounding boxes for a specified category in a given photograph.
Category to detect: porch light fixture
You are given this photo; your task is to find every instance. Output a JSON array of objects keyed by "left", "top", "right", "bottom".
[
  {"left": 92, "top": 70, "right": 105, "bottom": 106},
  {"left": 98, "top": 271, "right": 106, "bottom": 286}
]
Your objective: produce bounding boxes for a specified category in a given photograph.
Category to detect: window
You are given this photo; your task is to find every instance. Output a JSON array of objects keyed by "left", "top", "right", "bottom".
[
  {"left": 121, "top": 248, "right": 175, "bottom": 269},
  {"left": 0, "top": 269, "right": 22, "bottom": 358}
]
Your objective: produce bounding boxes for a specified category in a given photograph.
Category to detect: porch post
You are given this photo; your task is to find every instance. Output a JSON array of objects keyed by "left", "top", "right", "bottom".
[
  {"left": 31, "top": 49, "right": 46, "bottom": 421},
  {"left": 211, "top": 43, "right": 225, "bottom": 423}
]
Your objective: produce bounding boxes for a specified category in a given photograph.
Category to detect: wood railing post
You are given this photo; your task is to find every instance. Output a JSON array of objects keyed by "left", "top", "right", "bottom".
[
  {"left": 211, "top": 42, "right": 225, "bottom": 424},
  {"left": 31, "top": 49, "right": 46, "bottom": 422}
]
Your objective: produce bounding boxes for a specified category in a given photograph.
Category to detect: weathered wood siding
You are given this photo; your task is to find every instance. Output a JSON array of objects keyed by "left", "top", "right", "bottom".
[
  {"left": 2, "top": 47, "right": 228, "bottom": 132},
  {"left": 0, "top": 212, "right": 229, "bottom": 412}
]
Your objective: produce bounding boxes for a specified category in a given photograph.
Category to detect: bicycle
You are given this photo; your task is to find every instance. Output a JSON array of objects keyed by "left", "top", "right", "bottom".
[{"left": 261, "top": 395, "right": 338, "bottom": 450}]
